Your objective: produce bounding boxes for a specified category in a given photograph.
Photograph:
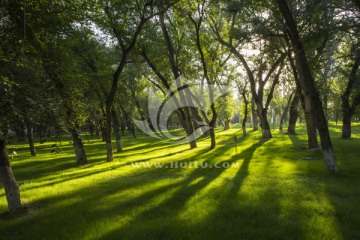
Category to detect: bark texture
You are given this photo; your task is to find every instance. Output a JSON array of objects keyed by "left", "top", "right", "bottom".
[
  {"left": 0, "top": 138, "right": 22, "bottom": 212},
  {"left": 71, "top": 129, "right": 88, "bottom": 165}
]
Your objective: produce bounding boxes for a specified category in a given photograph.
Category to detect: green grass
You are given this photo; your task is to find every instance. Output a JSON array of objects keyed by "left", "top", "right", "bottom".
[{"left": 1, "top": 123, "right": 360, "bottom": 240}]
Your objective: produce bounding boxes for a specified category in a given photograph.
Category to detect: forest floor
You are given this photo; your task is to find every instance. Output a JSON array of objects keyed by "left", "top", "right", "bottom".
[{"left": 1, "top": 123, "right": 360, "bottom": 240}]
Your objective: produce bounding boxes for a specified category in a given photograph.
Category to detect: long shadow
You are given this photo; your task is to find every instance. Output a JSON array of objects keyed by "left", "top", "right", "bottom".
[
  {"left": 1, "top": 134, "right": 265, "bottom": 239},
  {"left": 95, "top": 139, "right": 267, "bottom": 239},
  {"left": 0, "top": 142, "right": 233, "bottom": 238},
  {"left": 183, "top": 137, "right": 309, "bottom": 239},
  {"left": 15, "top": 145, "right": 202, "bottom": 194},
  {"left": 226, "top": 139, "right": 269, "bottom": 198}
]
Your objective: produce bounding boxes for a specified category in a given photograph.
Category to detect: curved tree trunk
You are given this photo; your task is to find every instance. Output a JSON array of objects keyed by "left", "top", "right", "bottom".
[
  {"left": 0, "top": 138, "right": 22, "bottom": 212},
  {"left": 259, "top": 109, "right": 272, "bottom": 138},
  {"left": 277, "top": 0, "right": 337, "bottom": 172},
  {"left": 71, "top": 128, "right": 88, "bottom": 165},
  {"left": 286, "top": 41, "right": 319, "bottom": 147}
]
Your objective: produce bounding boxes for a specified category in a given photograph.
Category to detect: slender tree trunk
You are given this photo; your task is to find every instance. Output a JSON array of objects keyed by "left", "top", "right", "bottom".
[
  {"left": 279, "top": 92, "right": 294, "bottom": 132},
  {"left": 111, "top": 109, "right": 122, "bottom": 152},
  {"left": 0, "top": 138, "right": 22, "bottom": 212},
  {"left": 105, "top": 104, "right": 113, "bottom": 162},
  {"left": 129, "top": 123, "right": 137, "bottom": 139},
  {"left": 26, "top": 123, "right": 36, "bottom": 157},
  {"left": 287, "top": 92, "right": 300, "bottom": 134},
  {"left": 71, "top": 128, "right": 88, "bottom": 165},
  {"left": 224, "top": 119, "right": 230, "bottom": 130},
  {"left": 241, "top": 91, "right": 249, "bottom": 137},
  {"left": 159, "top": 13, "right": 197, "bottom": 149},
  {"left": 209, "top": 104, "right": 217, "bottom": 149},
  {"left": 251, "top": 98, "right": 258, "bottom": 130},
  {"left": 277, "top": 0, "right": 337, "bottom": 172},
  {"left": 95, "top": 122, "right": 101, "bottom": 139}
]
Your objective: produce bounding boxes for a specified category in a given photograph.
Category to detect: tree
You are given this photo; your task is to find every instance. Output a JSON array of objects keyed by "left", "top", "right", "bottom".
[
  {"left": 209, "top": 1, "right": 287, "bottom": 138},
  {"left": 98, "top": 0, "right": 179, "bottom": 161},
  {"left": 240, "top": 84, "right": 250, "bottom": 136},
  {"left": 275, "top": 0, "right": 338, "bottom": 172},
  {"left": 0, "top": 137, "right": 22, "bottom": 212},
  {"left": 340, "top": 47, "right": 360, "bottom": 138},
  {"left": 6, "top": 0, "right": 89, "bottom": 165}
]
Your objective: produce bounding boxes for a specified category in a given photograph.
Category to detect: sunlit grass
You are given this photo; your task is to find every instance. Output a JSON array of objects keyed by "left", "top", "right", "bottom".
[{"left": 0, "top": 123, "right": 360, "bottom": 239}]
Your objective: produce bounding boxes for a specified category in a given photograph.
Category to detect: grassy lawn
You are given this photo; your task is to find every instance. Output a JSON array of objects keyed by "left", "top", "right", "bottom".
[{"left": 1, "top": 123, "right": 360, "bottom": 240}]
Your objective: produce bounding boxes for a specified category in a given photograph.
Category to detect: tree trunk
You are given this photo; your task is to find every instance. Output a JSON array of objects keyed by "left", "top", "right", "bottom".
[
  {"left": 95, "top": 123, "right": 101, "bottom": 139},
  {"left": 342, "top": 113, "right": 352, "bottom": 139},
  {"left": 224, "top": 119, "right": 230, "bottom": 130},
  {"left": 260, "top": 109, "right": 272, "bottom": 138},
  {"left": 287, "top": 43, "right": 319, "bottom": 147},
  {"left": 71, "top": 128, "right": 88, "bottom": 165},
  {"left": 251, "top": 98, "right": 258, "bottom": 130},
  {"left": 287, "top": 92, "right": 300, "bottom": 134},
  {"left": 209, "top": 127, "right": 216, "bottom": 149},
  {"left": 209, "top": 103, "right": 217, "bottom": 149},
  {"left": 241, "top": 92, "right": 249, "bottom": 137},
  {"left": 159, "top": 13, "right": 197, "bottom": 149},
  {"left": 105, "top": 104, "right": 113, "bottom": 162},
  {"left": 111, "top": 109, "right": 122, "bottom": 152},
  {"left": 279, "top": 92, "right": 294, "bottom": 132},
  {"left": 340, "top": 56, "right": 360, "bottom": 139},
  {"left": 130, "top": 123, "right": 137, "bottom": 139},
  {"left": 26, "top": 123, "right": 36, "bottom": 156},
  {"left": 0, "top": 138, "right": 22, "bottom": 212},
  {"left": 277, "top": 0, "right": 338, "bottom": 172},
  {"left": 303, "top": 97, "right": 319, "bottom": 149}
]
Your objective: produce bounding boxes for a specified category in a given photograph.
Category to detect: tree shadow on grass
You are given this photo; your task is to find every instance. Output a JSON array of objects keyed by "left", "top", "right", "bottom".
[
  {"left": 1, "top": 135, "right": 270, "bottom": 240},
  {"left": 184, "top": 137, "right": 312, "bottom": 240},
  {"left": 92, "top": 139, "right": 268, "bottom": 239},
  {"left": 0, "top": 141, "right": 232, "bottom": 237}
]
